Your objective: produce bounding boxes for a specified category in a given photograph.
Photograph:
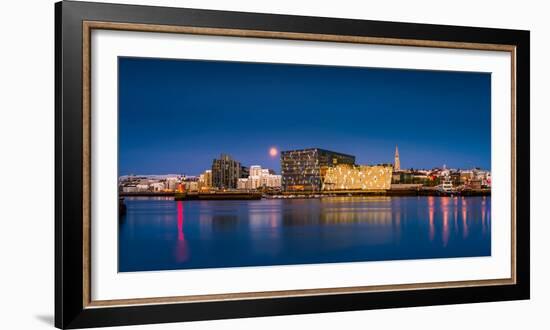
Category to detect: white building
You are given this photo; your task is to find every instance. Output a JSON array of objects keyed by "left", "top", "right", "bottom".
[
  {"left": 150, "top": 182, "right": 165, "bottom": 192},
  {"left": 263, "top": 174, "right": 282, "bottom": 188},
  {"left": 249, "top": 165, "right": 262, "bottom": 177},
  {"left": 237, "top": 178, "right": 249, "bottom": 190},
  {"left": 122, "top": 185, "right": 138, "bottom": 193},
  {"left": 247, "top": 175, "right": 258, "bottom": 189},
  {"left": 237, "top": 165, "right": 282, "bottom": 190},
  {"left": 165, "top": 177, "right": 179, "bottom": 191},
  {"left": 136, "top": 184, "right": 150, "bottom": 192}
]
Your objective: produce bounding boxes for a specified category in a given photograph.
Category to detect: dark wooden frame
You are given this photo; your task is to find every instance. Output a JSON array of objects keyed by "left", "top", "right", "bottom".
[{"left": 55, "top": 0, "right": 530, "bottom": 328}]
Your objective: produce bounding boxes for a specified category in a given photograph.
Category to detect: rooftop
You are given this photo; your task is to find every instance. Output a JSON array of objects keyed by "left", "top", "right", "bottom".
[{"left": 280, "top": 147, "right": 355, "bottom": 158}]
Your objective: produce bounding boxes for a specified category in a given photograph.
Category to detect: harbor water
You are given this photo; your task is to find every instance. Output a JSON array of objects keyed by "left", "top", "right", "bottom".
[{"left": 119, "top": 196, "right": 491, "bottom": 272}]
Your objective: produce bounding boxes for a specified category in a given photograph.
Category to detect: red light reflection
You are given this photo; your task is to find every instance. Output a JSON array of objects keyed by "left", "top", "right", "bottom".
[{"left": 175, "top": 201, "right": 189, "bottom": 262}]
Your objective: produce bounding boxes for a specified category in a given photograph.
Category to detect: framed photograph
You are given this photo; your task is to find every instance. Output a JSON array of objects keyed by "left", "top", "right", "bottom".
[{"left": 55, "top": 1, "right": 530, "bottom": 328}]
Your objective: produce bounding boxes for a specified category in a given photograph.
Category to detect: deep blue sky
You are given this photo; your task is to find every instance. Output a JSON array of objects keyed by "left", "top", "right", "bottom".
[{"left": 118, "top": 57, "right": 491, "bottom": 176}]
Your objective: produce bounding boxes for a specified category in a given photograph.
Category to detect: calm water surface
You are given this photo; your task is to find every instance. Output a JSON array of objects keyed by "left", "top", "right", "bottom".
[{"left": 119, "top": 196, "right": 490, "bottom": 272}]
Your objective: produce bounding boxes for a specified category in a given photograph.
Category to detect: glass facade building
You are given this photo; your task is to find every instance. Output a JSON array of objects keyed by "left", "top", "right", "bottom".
[
  {"left": 211, "top": 154, "right": 241, "bottom": 189},
  {"left": 280, "top": 148, "right": 355, "bottom": 192}
]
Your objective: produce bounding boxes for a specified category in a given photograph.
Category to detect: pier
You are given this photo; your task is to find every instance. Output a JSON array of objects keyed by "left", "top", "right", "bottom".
[
  {"left": 174, "top": 191, "right": 263, "bottom": 201},
  {"left": 120, "top": 188, "right": 490, "bottom": 201}
]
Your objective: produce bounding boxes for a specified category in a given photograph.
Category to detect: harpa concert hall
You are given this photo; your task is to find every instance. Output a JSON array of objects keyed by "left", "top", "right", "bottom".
[
  {"left": 280, "top": 148, "right": 355, "bottom": 192},
  {"left": 280, "top": 148, "right": 394, "bottom": 193}
]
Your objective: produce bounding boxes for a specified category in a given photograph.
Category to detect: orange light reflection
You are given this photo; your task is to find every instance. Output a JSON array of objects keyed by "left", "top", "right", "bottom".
[
  {"left": 428, "top": 196, "right": 435, "bottom": 241},
  {"left": 461, "top": 197, "right": 469, "bottom": 239},
  {"left": 441, "top": 197, "right": 450, "bottom": 247}
]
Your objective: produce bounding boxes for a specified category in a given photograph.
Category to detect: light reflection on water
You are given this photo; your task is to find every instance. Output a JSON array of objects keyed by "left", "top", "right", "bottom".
[
  {"left": 119, "top": 196, "right": 491, "bottom": 272},
  {"left": 175, "top": 201, "right": 188, "bottom": 263}
]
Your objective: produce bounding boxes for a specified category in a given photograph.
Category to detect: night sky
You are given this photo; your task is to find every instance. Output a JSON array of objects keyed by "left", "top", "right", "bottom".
[{"left": 118, "top": 57, "right": 491, "bottom": 176}]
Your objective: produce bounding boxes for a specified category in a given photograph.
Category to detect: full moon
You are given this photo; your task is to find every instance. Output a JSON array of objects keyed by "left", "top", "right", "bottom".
[{"left": 269, "top": 147, "right": 278, "bottom": 158}]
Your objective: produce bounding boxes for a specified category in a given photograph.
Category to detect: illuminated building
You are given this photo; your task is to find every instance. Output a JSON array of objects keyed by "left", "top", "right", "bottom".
[
  {"left": 281, "top": 148, "right": 355, "bottom": 192},
  {"left": 249, "top": 165, "right": 262, "bottom": 177},
  {"left": 136, "top": 182, "right": 150, "bottom": 192},
  {"left": 260, "top": 173, "right": 281, "bottom": 188},
  {"left": 248, "top": 175, "right": 261, "bottom": 189},
  {"left": 394, "top": 145, "right": 400, "bottom": 171},
  {"left": 322, "top": 164, "right": 393, "bottom": 191},
  {"left": 122, "top": 185, "right": 137, "bottom": 193},
  {"left": 237, "top": 165, "right": 282, "bottom": 190},
  {"left": 204, "top": 170, "right": 212, "bottom": 186},
  {"left": 199, "top": 170, "right": 212, "bottom": 189},
  {"left": 165, "top": 177, "right": 179, "bottom": 190},
  {"left": 184, "top": 181, "right": 199, "bottom": 192},
  {"left": 150, "top": 182, "right": 165, "bottom": 191},
  {"left": 237, "top": 178, "right": 248, "bottom": 190},
  {"left": 211, "top": 154, "right": 242, "bottom": 189}
]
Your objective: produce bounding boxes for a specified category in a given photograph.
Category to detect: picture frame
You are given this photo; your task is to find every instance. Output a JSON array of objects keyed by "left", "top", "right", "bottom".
[{"left": 55, "top": 1, "right": 530, "bottom": 328}]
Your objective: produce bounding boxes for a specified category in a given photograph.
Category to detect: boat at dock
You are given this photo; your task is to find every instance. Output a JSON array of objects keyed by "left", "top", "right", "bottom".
[{"left": 437, "top": 177, "right": 457, "bottom": 195}]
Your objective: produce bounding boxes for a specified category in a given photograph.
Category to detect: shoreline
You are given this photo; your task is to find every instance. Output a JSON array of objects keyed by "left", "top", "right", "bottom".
[{"left": 120, "top": 189, "right": 490, "bottom": 199}]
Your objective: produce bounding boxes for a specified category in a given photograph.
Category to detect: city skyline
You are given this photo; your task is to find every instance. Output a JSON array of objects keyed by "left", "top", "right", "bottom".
[
  {"left": 118, "top": 146, "right": 489, "bottom": 178},
  {"left": 119, "top": 57, "right": 491, "bottom": 176}
]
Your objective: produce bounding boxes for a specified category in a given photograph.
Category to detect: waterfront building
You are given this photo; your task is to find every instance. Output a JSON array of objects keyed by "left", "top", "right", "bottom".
[
  {"left": 249, "top": 176, "right": 260, "bottom": 189},
  {"left": 237, "top": 178, "right": 248, "bottom": 190},
  {"left": 322, "top": 164, "right": 393, "bottom": 191},
  {"left": 211, "top": 154, "right": 242, "bottom": 189},
  {"left": 185, "top": 181, "right": 199, "bottom": 192},
  {"left": 237, "top": 165, "right": 282, "bottom": 190},
  {"left": 122, "top": 185, "right": 138, "bottom": 193},
  {"left": 394, "top": 145, "right": 400, "bottom": 171},
  {"left": 199, "top": 174, "right": 205, "bottom": 185},
  {"left": 450, "top": 171, "right": 462, "bottom": 186},
  {"left": 165, "top": 177, "right": 179, "bottom": 191},
  {"left": 391, "top": 174, "right": 400, "bottom": 184},
  {"left": 150, "top": 182, "right": 165, "bottom": 192},
  {"left": 199, "top": 170, "right": 213, "bottom": 189},
  {"left": 457, "top": 169, "right": 491, "bottom": 188},
  {"left": 136, "top": 183, "right": 150, "bottom": 192},
  {"left": 281, "top": 148, "right": 355, "bottom": 192},
  {"left": 249, "top": 165, "right": 262, "bottom": 177},
  {"left": 459, "top": 170, "right": 474, "bottom": 184},
  {"left": 205, "top": 170, "right": 213, "bottom": 187},
  {"left": 260, "top": 173, "right": 282, "bottom": 188},
  {"left": 468, "top": 179, "right": 483, "bottom": 189}
]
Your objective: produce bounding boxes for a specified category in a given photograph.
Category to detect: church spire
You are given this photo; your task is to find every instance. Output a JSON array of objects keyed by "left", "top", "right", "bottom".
[{"left": 394, "top": 145, "right": 400, "bottom": 171}]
